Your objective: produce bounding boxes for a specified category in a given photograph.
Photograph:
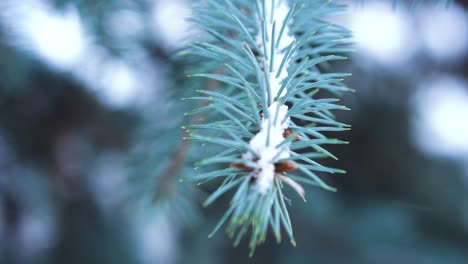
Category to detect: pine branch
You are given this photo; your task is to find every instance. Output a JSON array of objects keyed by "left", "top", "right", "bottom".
[{"left": 184, "top": 0, "right": 351, "bottom": 255}]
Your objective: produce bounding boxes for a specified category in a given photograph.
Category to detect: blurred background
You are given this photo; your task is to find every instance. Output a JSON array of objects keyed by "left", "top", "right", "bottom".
[{"left": 0, "top": 0, "right": 467, "bottom": 263}]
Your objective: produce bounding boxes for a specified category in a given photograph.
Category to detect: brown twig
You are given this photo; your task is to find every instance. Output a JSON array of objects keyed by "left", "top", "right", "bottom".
[{"left": 155, "top": 71, "right": 221, "bottom": 197}]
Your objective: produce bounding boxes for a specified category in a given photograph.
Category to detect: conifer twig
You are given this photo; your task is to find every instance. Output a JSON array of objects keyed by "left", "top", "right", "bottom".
[{"left": 184, "top": 0, "right": 351, "bottom": 254}]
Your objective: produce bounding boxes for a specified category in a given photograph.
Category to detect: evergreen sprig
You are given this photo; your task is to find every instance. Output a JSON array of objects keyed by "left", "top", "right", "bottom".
[{"left": 183, "top": 0, "right": 351, "bottom": 255}]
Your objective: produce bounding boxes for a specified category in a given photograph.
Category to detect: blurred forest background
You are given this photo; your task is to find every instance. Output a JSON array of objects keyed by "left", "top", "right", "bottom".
[{"left": 0, "top": 0, "right": 467, "bottom": 263}]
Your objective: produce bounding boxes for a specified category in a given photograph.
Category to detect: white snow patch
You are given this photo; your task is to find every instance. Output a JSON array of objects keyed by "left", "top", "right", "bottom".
[
  {"left": 257, "top": 0, "right": 295, "bottom": 100},
  {"left": 245, "top": 102, "right": 290, "bottom": 194},
  {"left": 244, "top": 0, "right": 295, "bottom": 194}
]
